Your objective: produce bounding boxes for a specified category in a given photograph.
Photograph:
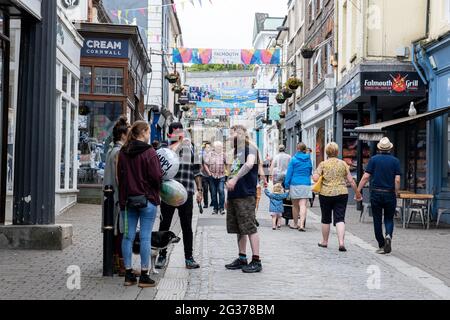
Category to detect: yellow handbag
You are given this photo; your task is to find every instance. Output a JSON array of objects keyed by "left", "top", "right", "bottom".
[{"left": 312, "top": 176, "right": 323, "bottom": 194}]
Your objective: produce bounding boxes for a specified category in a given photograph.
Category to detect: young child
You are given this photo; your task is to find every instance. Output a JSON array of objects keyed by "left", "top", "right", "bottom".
[{"left": 264, "top": 183, "right": 289, "bottom": 230}]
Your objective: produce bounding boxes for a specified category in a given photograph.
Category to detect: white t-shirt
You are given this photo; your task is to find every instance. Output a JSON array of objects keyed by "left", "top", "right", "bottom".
[{"left": 272, "top": 152, "right": 291, "bottom": 175}]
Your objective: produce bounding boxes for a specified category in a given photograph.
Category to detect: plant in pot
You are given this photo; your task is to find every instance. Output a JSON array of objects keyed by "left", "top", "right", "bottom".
[
  {"left": 279, "top": 111, "right": 286, "bottom": 119},
  {"left": 181, "top": 104, "right": 191, "bottom": 112},
  {"left": 286, "top": 77, "right": 303, "bottom": 90},
  {"left": 165, "top": 72, "right": 179, "bottom": 84},
  {"left": 301, "top": 46, "right": 314, "bottom": 59},
  {"left": 282, "top": 87, "right": 293, "bottom": 99},
  {"left": 276, "top": 93, "right": 286, "bottom": 104}
]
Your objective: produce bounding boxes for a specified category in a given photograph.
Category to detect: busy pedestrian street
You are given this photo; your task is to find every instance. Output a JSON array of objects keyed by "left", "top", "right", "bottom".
[
  {"left": 1, "top": 0, "right": 450, "bottom": 308},
  {"left": 1, "top": 195, "right": 450, "bottom": 300}
]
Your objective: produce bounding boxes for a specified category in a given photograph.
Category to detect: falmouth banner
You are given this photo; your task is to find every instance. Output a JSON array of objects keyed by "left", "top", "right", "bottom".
[{"left": 173, "top": 48, "right": 281, "bottom": 65}]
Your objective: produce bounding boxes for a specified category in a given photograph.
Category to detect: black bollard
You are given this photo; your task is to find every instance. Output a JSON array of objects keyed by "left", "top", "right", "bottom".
[{"left": 103, "top": 185, "right": 115, "bottom": 277}]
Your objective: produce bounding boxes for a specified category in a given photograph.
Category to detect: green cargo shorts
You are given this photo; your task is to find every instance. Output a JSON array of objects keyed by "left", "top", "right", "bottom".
[{"left": 227, "top": 196, "right": 257, "bottom": 235}]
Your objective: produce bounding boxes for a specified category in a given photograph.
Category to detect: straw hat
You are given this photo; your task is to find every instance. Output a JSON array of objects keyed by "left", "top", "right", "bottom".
[{"left": 377, "top": 137, "right": 394, "bottom": 151}]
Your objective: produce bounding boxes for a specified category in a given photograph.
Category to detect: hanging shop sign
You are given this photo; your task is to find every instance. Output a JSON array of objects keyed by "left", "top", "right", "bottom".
[
  {"left": 258, "top": 89, "right": 278, "bottom": 104},
  {"left": 269, "top": 105, "right": 281, "bottom": 121},
  {"left": 196, "top": 101, "right": 256, "bottom": 109},
  {"left": 361, "top": 72, "right": 426, "bottom": 96},
  {"left": 81, "top": 38, "right": 129, "bottom": 58},
  {"left": 255, "top": 113, "right": 265, "bottom": 129},
  {"left": 60, "top": 0, "right": 88, "bottom": 21},
  {"left": 173, "top": 48, "right": 281, "bottom": 65}
]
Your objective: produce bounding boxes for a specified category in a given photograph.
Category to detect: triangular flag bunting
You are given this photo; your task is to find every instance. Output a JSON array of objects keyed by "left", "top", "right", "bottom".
[
  {"left": 172, "top": 3, "right": 177, "bottom": 13},
  {"left": 198, "top": 0, "right": 202, "bottom": 7},
  {"left": 190, "top": 0, "right": 195, "bottom": 7}
]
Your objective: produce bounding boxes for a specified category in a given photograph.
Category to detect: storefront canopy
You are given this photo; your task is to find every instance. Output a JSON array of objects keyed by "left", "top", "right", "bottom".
[{"left": 355, "top": 106, "right": 450, "bottom": 141}]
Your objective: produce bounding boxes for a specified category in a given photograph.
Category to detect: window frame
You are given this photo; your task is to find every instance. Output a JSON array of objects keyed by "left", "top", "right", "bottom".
[
  {"left": 93, "top": 66, "right": 125, "bottom": 96},
  {"left": 56, "top": 66, "right": 79, "bottom": 192}
]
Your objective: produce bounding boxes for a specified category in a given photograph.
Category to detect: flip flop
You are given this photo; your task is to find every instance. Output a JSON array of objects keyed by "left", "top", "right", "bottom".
[
  {"left": 289, "top": 225, "right": 299, "bottom": 230},
  {"left": 318, "top": 243, "right": 328, "bottom": 248}
]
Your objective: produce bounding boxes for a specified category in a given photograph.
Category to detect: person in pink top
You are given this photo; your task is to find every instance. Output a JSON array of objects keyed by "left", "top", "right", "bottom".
[{"left": 204, "top": 141, "right": 227, "bottom": 215}]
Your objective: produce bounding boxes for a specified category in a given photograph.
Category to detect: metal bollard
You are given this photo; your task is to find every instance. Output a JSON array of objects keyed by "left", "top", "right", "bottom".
[{"left": 103, "top": 185, "right": 115, "bottom": 277}]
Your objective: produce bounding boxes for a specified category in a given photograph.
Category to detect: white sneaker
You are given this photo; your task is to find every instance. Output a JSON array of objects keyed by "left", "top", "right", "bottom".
[{"left": 376, "top": 248, "right": 386, "bottom": 254}]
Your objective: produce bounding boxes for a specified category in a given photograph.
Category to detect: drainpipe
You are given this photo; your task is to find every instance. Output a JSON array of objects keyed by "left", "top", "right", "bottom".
[
  {"left": 425, "top": 0, "right": 430, "bottom": 39},
  {"left": 411, "top": 44, "right": 428, "bottom": 85}
]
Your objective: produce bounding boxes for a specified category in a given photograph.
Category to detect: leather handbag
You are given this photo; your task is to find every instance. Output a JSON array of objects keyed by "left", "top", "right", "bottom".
[
  {"left": 127, "top": 195, "right": 148, "bottom": 209},
  {"left": 312, "top": 176, "right": 323, "bottom": 194}
]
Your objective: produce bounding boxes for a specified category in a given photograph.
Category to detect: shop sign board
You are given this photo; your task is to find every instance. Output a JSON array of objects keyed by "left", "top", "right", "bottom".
[
  {"left": 336, "top": 74, "right": 361, "bottom": 110},
  {"left": 361, "top": 72, "right": 426, "bottom": 96},
  {"left": 255, "top": 113, "right": 265, "bottom": 129},
  {"left": 81, "top": 38, "right": 129, "bottom": 58}
]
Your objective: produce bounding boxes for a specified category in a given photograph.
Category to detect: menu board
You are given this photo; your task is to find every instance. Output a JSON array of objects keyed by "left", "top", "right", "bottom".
[{"left": 342, "top": 114, "right": 371, "bottom": 175}]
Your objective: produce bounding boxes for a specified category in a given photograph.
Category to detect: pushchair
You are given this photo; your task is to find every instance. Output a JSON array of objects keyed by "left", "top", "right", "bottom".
[{"left": 282, "top": 198, "right": 293, "bottom": 226}]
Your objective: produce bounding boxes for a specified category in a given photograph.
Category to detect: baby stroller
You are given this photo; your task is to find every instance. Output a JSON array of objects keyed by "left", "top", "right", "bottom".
[{"left": 282, "top": 198, "right": 293, "bottom": 226}]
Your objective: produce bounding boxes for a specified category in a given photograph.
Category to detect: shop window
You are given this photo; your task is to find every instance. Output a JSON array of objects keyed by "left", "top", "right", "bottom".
[
  {"left": 94, "top": 67, "right": 124, "bottom": 95},
  {"left": 71, "top": 75, "right": 77, "bottom": 99},
  {"left": 62, "top": 68, "right": 69, "bottom": 94},
  {"left": 80, "top": 66, "right": 91, "bottom": 94},
  {"left": 443, "top": 116, "right": 450, "bottom": 190},
  {"left": 407, "top": 123, "right": 427, "bottom": 192},
  {"left": 78, "top": 101, "right": 122, "bottom": 185},
  {"left": 69, "top": 104, "right": 77, "bottom": 189},
  {"left": 60, "top": 99, "right": 67, "bottom": 189}
]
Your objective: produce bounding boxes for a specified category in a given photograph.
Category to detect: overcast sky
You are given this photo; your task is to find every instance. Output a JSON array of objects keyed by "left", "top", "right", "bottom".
[{"left": 177, "top": 0, "right": 287, "bottom": 49}]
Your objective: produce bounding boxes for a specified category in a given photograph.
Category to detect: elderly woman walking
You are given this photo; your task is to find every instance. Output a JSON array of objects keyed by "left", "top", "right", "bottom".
[
  {"left": 313, "top": 142, "right": 361, "bottom": 252},
  {"left": 284, "top": 142, "right": 312, "bottom": 232}
]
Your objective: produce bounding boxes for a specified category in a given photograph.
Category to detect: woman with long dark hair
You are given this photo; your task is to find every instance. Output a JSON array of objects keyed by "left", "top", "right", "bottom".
[{"left": 118, "top": 121, "right": 163, "bottom": 288}]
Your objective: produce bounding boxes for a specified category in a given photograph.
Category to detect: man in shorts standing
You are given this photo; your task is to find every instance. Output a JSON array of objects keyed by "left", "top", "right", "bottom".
[{"left": 225, "top": 125, "right": 263, "bottom": 273}]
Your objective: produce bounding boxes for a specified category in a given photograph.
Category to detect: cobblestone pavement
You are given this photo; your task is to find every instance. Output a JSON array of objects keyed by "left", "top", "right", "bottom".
[
  {"left": 184, "top": 195, "right": 450, "bottom": 300},
  {"left": 310, "top": 204, "right": 450, "bottom": 287},
  {"left": 0, "top": 204, "right": 181, "bottom": 300}
]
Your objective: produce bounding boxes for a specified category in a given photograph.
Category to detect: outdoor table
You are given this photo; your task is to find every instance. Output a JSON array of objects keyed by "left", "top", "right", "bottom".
[{"left": 399, "top": 193, "right": 434, "bottom": 229}]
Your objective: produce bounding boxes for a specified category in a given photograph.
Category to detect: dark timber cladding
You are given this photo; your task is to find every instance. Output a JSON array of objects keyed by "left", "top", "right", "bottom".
[{"left": 13, "top": 0, "right": 56, "bottom": 225}]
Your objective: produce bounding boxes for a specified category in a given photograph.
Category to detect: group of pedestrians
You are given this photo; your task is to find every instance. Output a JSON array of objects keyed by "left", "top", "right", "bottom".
[
  {"left": 104, "top": 115, "right": 400, "bottom": 282},
  {"left": 263, "top": 137, "right": 400, "bottom": 256},
  {"left": 104, "top": 119, "right": 203, "bottom": 288}
]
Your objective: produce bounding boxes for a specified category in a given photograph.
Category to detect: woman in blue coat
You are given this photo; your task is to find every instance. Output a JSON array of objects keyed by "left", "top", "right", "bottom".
[{"left": 284, "top": 142, "right": 312, "bottom": 232}]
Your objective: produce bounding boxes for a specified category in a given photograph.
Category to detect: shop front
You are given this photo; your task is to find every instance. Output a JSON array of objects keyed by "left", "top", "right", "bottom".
[
  {"left": 335, "top": 64, "right": 428, "bottom": 202},
  {"left": 76, "top": 23, "right": 151, "bottom": 204},
  {"left": 299, "top": 84, "right": 334, "bottom": 169},
  {"left": 415, "top": 33, "right": 450, "bottom": 222},
  {"left": 285, "top": 110, "right": 301, "bottom": 156}
]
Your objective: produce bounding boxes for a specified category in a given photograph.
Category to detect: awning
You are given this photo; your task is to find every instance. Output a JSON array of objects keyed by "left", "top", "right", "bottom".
[{"left": 355, "top": 106, "right": 450, "bottom": 141}]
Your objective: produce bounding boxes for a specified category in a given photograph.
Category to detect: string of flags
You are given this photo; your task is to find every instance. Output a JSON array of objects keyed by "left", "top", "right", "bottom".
[{"left": 109, "top": 0, "right": 213, "bottom": 18}]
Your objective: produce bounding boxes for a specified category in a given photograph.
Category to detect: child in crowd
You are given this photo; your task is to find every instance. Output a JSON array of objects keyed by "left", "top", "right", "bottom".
[{"left": 264, "top": 183, "right": 290, "bottom": 230}]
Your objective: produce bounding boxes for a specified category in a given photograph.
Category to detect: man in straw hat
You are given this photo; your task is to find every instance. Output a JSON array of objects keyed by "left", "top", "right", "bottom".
[{"left": 356, "top": 137, "right": 401, "bottom": 255}]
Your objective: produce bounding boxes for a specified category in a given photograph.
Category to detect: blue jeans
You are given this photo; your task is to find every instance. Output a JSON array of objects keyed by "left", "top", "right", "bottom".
[
  {"left": 121, "top": 202, "right": 157, "bottom": 270},
  {"left": 210, "top": 177, "right": 225, "bottom": 211},
  {"left": 370, "top": 191, "right": 396, "bottom": 248}
]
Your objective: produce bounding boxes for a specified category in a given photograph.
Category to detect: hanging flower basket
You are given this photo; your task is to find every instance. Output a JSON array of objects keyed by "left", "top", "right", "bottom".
[
  {"left": 282, "top": 87, "right": 293, "bottom": 99},
  {"left": 276, "top": 93, "right": 286, "bottom": 104},
  {"left": 172, "top": 85, "right": 184, "bottom": 94},
  {"left": 165, "top": 73, "right": 179, "bottom": 84},
  {"left": 301, "top": 48, "right": 314, "bottom": 59},
  {"left": 279, "top": 111, "right": 286, "bottom": 119},
  {"left": 181, "top": 105, "right": 191, "bottom": 112},
  {"left": 286, "top": 77, "right": 303, "bottom": 90}
]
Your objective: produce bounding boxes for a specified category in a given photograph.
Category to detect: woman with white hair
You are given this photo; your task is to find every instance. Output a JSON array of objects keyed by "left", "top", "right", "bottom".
[{"left": 204, "top": 140, "right": 227, "bottom": 215}]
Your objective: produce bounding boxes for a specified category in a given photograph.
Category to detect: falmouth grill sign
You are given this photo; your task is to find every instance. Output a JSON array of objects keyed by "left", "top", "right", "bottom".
[
  {"left": 81, "top": 38, "right": 129, "bottom": 58},
  {"left": 361, "top": 72, "right": 426, "bottom": 96}
]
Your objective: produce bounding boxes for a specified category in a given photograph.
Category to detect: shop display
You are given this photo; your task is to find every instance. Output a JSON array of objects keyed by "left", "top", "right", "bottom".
[
  {"left": 407, "top": 126, "right": 427, "bottom": 191},
  {"left": 161, "top": 180, "right": 188, "bottom": 207},
  {"left": 342, "top": 114, "right": 371, "bottom": 174}
]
